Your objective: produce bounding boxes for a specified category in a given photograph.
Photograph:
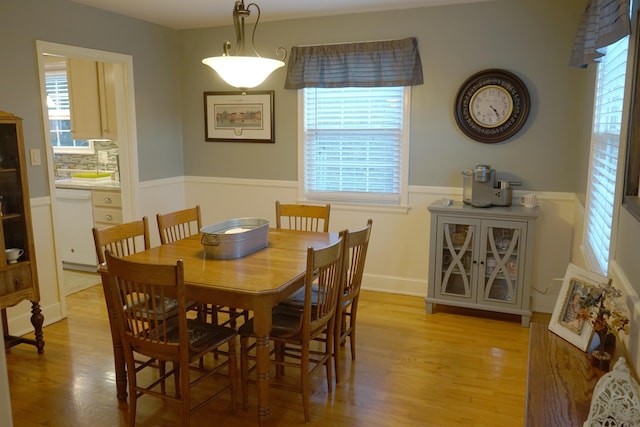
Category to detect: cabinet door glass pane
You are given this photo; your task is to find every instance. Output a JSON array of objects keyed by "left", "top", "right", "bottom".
[
  {"left": 484, "top": 226, "right": 521, "bottom": 302},
  {"left": 0, "top": 123, "right": 28, "bottom": 258},
  {"left": 440, "top": 223, "right": 474, "bottom": 297}
]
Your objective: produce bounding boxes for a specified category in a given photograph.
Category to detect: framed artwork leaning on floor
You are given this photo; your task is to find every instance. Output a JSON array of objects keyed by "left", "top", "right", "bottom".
[{"left": 548, "top": 263, "right": 611, "bottom": 352}]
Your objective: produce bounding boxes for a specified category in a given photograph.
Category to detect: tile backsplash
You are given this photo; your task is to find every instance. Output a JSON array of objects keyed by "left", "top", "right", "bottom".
[{"left": 54, "top": 140, "right": 119, "bottom": 180}]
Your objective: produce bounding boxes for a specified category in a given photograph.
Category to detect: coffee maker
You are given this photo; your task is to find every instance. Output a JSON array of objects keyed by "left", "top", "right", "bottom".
[{"left": 461, "top": 165, "right": 512, "bottom": 207}]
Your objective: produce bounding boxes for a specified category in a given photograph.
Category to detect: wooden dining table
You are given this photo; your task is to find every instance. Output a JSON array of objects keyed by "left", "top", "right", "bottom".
[{"left": 98, "top": 227, "right": 338, "bottom": 426}]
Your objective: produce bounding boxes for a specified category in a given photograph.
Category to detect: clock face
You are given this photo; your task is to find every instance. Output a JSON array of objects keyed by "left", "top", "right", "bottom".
[
  {"left": 469, "top": 85, "right": 513, "bottom": 128},
  {"left": 454, "top": 69, "right": 530, "bottom": 143}
]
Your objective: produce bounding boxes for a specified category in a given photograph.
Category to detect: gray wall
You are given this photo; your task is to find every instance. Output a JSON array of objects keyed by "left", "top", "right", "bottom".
[
  {"left": 179, "top": 0, "right": 587, "bottom": 191},
  {"left": 1, "top": 0, "right": 184, "bottom": 197},
  {"left": 1, "top": 0, "right": 588, "bottom": 194}
]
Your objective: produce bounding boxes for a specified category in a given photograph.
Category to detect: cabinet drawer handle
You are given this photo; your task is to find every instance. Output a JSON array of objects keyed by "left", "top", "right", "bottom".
[
  {"left": 105, "top": 215, "right": 113, "bottom": 221},
  {"left": 103, "top": 197, "right": 112, "bottom": 204}
]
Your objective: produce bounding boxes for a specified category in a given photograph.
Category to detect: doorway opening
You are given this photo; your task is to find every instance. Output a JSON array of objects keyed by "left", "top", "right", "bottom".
[{"left": 36, "top": 41, "right": 138, "bottom": 312}]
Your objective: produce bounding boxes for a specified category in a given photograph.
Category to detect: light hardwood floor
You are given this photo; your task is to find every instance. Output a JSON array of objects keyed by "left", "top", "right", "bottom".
[{"left": 6, "top": 286, "right": 542, "bottom": 426}]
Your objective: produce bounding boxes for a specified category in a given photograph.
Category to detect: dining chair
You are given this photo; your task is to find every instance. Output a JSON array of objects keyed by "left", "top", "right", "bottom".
[
  {"left": 104, "top": 251, "right": 237, "bottom": 426},
  {"left": 275, "top": 200, "right": 331, "bottom": 232},
  {"left": 238, "top": 232, "right": 345, "bottom": 422},
  {"left": 156, "top": 205, "right": 247, "bottom": 328},
  {"left": 275, "top": 219, "right": 373, "bottom": 383},
  {"left": 93, "top": 216, "right": 184, "bottom": 400},
  {"left": 333, "top": 219, "right": 372, "bottom": 382}
]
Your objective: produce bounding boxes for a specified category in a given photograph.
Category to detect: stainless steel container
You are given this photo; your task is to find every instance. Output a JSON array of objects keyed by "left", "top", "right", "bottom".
[
  {"left": 473, "top": 164, "right": 492, "bottom": 182},
  {"left": 201, "top": 218, "right": 269, "bottom": 259}
]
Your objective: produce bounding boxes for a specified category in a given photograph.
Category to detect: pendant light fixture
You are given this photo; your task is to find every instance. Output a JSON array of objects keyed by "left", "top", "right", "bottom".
[{"left": 202, "top": 1, "right": 286, "bottom": 92}]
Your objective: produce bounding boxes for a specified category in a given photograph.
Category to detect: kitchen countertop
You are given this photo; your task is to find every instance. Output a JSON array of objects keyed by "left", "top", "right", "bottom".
[{"left": 55, "top": 178, "right": 121, "bottom": 191}]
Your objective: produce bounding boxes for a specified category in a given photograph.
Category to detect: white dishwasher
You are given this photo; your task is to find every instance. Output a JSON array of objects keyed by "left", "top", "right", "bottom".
[{"left": 55, "top": 188, "right": 97, "bottom": 268}]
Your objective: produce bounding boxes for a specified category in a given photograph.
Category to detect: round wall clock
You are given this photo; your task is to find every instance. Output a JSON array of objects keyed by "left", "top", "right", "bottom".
[{"left": 454, "top": 69, "right": 530, "bottom": 144}]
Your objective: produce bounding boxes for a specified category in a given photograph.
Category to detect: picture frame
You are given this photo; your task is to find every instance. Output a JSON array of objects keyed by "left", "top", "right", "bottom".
[
  {"left": 204, "top": 91, "right": 275, "bottom": 143},
  {"left": 548, "top": 263, "right": 611, "bottom": 351}
]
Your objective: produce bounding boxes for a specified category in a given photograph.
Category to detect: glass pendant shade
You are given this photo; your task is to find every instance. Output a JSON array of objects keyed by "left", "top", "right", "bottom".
[
  {"left": 202, "top": 56, "right": 284, "bottom": 89},
  {"left": 202, "top": 1, "right": 285, "bottom": 91}
]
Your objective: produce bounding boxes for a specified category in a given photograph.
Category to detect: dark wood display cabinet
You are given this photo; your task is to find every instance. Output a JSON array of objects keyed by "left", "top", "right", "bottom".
[{"left": 0, "top": 111, "right": 43, "bottom": 353}]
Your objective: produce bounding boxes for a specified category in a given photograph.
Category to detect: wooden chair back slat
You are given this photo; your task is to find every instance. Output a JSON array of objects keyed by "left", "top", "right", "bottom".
[
  {"left": 156, "top": 206, "right": 202, "bottom": 245},
  {"left": 92, "top": 217, "right": 151, "bottom": 264},
  {"left": 275, "top": 200, "right": 330, "bottom": 232}
]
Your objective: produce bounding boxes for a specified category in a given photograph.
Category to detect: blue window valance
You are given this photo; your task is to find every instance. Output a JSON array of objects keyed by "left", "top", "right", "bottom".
[
  {"left": 570, "top": 0, "right": 631, "bottom": 68},
  {"left": 284, "top": 37, "right": 424, "bottom": 89}
]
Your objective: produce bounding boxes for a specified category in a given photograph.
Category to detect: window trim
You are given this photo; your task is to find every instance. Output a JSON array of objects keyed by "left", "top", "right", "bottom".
[
  {"left": 623, "top": 9, "right": 640, "bottom": 221},
  {"left": 296, "top": 87, "right": 411, "bottom": 207},
  {"left": 583, "top": 21, "right": 634, "bottom": 275}
]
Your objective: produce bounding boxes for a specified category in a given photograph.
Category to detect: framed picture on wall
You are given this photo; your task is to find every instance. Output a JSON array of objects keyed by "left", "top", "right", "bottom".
[
  {"left": 204, "top": 91, "right": 275, "bottom": 143},
  {"left": 548, "top": 263, "right": 611, "bottom": 351}
]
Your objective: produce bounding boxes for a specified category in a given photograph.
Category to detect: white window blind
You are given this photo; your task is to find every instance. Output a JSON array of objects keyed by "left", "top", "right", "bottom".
[
  {"left": 302, "top": 86, "right": 408, "bottom": 204},
  {"left": 585, "top": 33, "right": 630, "bottom": 274}
]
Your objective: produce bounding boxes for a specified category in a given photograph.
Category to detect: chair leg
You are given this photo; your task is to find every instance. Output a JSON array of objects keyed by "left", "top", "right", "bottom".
[
  {"left": 180, "top": 363, "right": 190, "bottom": 426},
  {"left": 301, "top": 344, "right": 311, "bottom": 423},
  {"left": 228, "top": 307, "right": 238, "bottom": 328},
  {"left": 240, "top": 335, "right": 249, "bottom": 410},
  {"left": 334, "top": 326, "right": 341, "bottom": 384},
  {"left": 126, "top": 362, "right": 137, "bottom": 426},
  {"left": 212, "top": 305, "right": 220, "bottom": 325},
  {"left": 325, "top": 326, "right": 334, "bottom": 394},
  {"left": 228, "top": 338, "right": 238, "bottom": 414},
  {"left": 350, "top": 328, "right": 356, "bottom": 360},
  {"left": 159, "top": 360, "right": 166, "bottom": 394},
  {"left": 275, "top": 341, "right": 285, "bottom": 377}
]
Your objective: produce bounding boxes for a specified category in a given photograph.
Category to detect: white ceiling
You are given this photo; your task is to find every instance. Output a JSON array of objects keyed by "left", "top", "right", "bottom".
[{"left": 67, "top": 0, "right": 494, "bottom": 30}]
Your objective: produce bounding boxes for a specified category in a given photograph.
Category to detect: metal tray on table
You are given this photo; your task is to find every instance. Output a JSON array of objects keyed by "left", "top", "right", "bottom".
[{"left": 200, "top": 217, "right": 269, "bottom": 259}]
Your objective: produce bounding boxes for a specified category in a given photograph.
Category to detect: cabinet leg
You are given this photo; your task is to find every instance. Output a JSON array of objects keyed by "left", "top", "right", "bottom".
[
  {"left": 521, "top": 314, "right": 531, "bottom": 328},
  {"left": 2, "top": 303, "right": 44, "bottom": 353},
  {"left": 30, "top": 301, "right": 45, "bottom": 354},
  {"left": 425, "top": 301, "right": 434, "bottom": 314}
]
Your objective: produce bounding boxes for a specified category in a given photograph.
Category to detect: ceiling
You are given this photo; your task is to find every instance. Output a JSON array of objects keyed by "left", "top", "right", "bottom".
[{"left": 67, "top": 0, "right": 494, "bottom": 30}]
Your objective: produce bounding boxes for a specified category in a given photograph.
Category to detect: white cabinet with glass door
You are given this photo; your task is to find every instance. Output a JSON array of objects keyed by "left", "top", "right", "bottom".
[{"left": 426, "top": 201, "right": 538, "bottom": 326}]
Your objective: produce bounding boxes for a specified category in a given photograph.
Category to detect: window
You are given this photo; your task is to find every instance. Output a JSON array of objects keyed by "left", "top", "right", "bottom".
[
  {"left": 584, "top": 33, "right": 631, "bottom": 274},
  {"left": 300, "top": 86, "right": 409, "bottom": 205},
  {"left": 44, "top": 61, "right": 92, "bottom": 153}
]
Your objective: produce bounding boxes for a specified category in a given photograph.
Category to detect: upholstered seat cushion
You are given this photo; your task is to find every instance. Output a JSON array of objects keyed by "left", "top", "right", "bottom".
[
  {"left": 145, "top": 318, "right": 237, "bottom": 355},
  {"left": 125, "top": 295, "right": 199, "bottom": 320},
  {"left": 239, "top": 307, "right": 302, "bottom": 339}
]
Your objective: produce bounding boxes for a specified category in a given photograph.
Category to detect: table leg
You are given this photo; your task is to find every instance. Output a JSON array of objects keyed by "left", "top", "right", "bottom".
[
  {"left": 100, "top": 272, "right": 127, "bottom": 401},
  {"left": 253, "top": 303, "right": 272, "bottom": 426}
]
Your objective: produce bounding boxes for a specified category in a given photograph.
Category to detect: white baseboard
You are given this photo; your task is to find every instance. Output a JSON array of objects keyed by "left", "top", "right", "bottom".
[{"left": 362, "top": 273, "right": 427, "bottom": 297}]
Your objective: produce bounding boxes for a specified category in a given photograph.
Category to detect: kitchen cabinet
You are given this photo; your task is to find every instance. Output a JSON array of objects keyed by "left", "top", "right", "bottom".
[
  {"left": 97, "top": 62, "right": 118, "bottom": 140},
  {"left": 92, "top": 189, "right": 122, "bottom": 229},
  {"left": 67, "top": 59, "right": 118, "bottom": 140},
  {"left": 0, "top": 111, "right": 44, "bottom": 353},
  {"left": 426, "top": 201, "right": 538, "bottom": 327}
]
